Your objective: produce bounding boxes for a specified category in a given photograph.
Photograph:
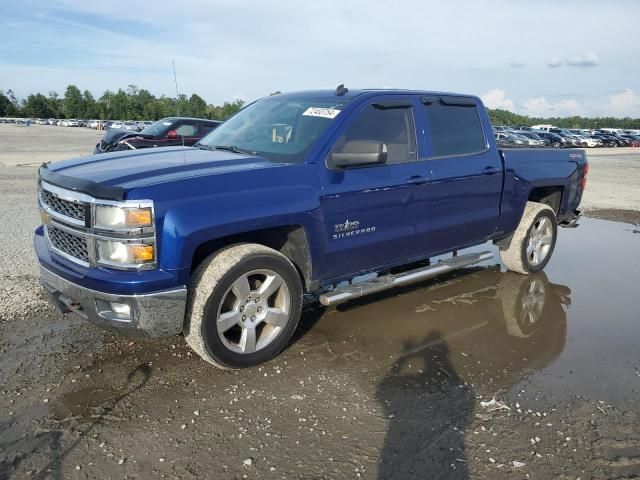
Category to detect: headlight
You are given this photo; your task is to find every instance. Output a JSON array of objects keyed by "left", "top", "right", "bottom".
[
  {"left": 96, "top": 240, "right": 155, "bottom": 267},
  {"left": 94, "top": 205, "right": 153, "bottom": 229}
]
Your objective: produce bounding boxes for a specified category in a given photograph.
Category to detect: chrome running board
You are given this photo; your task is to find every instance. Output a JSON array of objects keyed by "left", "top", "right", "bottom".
[{"left": 319, "top": 251, "right": 494, "bottom": 306}]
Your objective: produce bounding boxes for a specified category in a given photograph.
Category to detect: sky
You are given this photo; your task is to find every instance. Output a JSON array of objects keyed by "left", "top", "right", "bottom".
[{"left": 1, "top": 0, "right": 639, "bottom": 118}]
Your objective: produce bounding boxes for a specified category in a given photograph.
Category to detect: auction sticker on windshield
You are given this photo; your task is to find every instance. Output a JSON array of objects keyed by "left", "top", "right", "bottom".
[{"left": 303, "top": 107, "right": 341, "bottom": 119}]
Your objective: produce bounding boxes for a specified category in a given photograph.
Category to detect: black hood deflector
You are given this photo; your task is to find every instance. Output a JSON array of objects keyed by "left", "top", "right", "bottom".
[{"left": 39, "top": 164, "right": 126, "bottom": 201}]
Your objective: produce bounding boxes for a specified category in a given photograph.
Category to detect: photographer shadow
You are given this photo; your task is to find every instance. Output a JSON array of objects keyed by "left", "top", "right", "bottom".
[{"left": 376, "top": 331, "right": 472, "bottom": 480}]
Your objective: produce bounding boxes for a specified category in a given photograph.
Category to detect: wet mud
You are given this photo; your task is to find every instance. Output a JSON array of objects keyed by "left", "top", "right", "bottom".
[{"left": 1, "top": 217, "right": 639, "bottom": 479}]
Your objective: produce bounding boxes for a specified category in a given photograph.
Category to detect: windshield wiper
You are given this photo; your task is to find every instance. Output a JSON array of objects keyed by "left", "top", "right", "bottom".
[
  {"left": 214, "top": 144, "right": 257, "bottom": 155},
  {"left": 194, "top": 143, "right": 215, "bottom": 151}
]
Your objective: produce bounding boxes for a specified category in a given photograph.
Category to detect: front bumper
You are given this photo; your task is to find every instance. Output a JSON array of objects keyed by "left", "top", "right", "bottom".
[{"left": 39, "top": 265, "right": 187, "bottom": 337}]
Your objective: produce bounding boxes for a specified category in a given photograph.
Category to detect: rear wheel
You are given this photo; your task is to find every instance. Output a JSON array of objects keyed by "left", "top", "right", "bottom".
[
  {"left": 499, "top": 202, "right": 557, "bottom": 274},
  {"left": 184, "top": 244, "right": 303, "bottom": 369}
]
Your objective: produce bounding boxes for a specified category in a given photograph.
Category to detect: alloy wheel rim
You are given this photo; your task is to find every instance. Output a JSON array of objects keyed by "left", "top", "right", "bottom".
[
  {"left": 216, "top": 269, "right": 290, "bottom": 354},
  {"left": 526, "top": 216, "right": 553, "bottom": 266}
]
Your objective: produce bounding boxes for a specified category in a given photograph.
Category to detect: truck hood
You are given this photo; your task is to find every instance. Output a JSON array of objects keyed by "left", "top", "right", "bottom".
[{"left": 42, "top": 147, "right": 287, "bottom": 199}]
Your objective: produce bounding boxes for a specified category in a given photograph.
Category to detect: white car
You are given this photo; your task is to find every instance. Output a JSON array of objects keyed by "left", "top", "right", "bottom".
[
  {"left": 110, "top": 121, "right": 124, "bottom": 129},
  {"left": 65, "top": 119, "right": 79, "bottom": 127},
  {"left": 88, "top": 120, "right": 100, "bottom": 129},
  {"left": 576, "top": 136, "right": 601, "bottom": 148}
]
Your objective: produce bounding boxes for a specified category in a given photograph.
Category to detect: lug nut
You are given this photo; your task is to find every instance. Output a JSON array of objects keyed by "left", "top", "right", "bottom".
[
  {"left": 251, "top": 315, "right": 256, "bottom": 321},
  {"left": 242, "top": 315, "right": 246, "bottom": 320},
  {"left": 255, "top": 297, "right": 260, "bottom": 303},
  {"left": 239, "top": 306, "right": 244, "bottom": 312},
  {"left": 257, "top": 307, "right": 263, "bottom": 313},
  {"left": 246, "top": 297, "right": 251, "bottom": 303}
]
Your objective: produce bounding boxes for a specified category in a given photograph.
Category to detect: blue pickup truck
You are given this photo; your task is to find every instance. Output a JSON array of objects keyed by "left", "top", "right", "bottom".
[{"left": 35, "top": 87, "right": 587, "bottom": 368}]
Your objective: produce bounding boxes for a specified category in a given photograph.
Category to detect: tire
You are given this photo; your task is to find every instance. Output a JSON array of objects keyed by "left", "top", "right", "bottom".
[
  {"left": 184, "top": 243, "right": 303, "bottom": 369},
  {"left": 499, "top": 202, "right": 557, "bottom": 274}
]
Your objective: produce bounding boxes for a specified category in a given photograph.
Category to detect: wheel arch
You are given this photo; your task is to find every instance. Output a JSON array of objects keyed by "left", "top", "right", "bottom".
[
  {"left": 189, "top": 225, "right": 313, "bottom": 291},
  {"left": 527, "top": 186, "right": 563, "bottom": 215}
]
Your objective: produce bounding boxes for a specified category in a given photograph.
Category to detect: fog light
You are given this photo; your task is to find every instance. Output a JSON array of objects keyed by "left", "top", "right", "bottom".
[{"left": 109, "top": 302, "right": 131, "bottom": 320}]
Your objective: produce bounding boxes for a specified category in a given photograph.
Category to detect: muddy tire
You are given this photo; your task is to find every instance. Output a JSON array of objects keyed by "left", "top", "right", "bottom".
[
  {"left": 184, "top": 243, "right": 303, "bottom": 369},
  {"left": 499, "top": 201, "right": 557, "bottom": 274}
]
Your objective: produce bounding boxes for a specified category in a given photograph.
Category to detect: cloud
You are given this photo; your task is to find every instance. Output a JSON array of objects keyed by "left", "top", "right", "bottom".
[
  {"left": 604, "top": 89, "right": 640, "bottom": 117},
  {"left": 547, "top": 57, "right": 563, "bottom": 68},
  {"left": 522, "top": 97, "right": 580, "bottom": 117},
  {"left": 566, "top": 51, "right": 598, "bottom": 68},
  {"left": 508, "top": 61, "right": 526, "bottom": 68},
  {"left": 481, "top": 89, "right": 515, "bottom": 111}
]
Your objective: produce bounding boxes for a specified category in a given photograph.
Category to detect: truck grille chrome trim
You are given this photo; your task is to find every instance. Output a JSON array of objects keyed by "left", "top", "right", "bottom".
[
  {"left": 40, "top": 188, "right": 86, "bottom": 223},
  {"left": 45, "top": 224, "right": 91, "bottom": 266}
]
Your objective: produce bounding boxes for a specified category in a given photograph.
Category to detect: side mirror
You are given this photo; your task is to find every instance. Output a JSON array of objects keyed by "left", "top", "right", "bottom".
[
  {"left": 331, "top": 141, "right": 387, "bottom": 168},
  {"left": 167, "top": 130, "right": 178, "bottom": 139}
]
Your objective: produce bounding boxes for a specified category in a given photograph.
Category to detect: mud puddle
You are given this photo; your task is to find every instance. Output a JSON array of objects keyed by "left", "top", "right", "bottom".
[
  {"left": 2, "top": 217, "right": 639, "bottom": 479},
  {"left": 311, "top": 217, "right": 640, "bottom": 406}
]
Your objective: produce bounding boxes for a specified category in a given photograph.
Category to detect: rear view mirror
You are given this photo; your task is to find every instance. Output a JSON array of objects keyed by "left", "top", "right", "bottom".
[
  {"left": 331, "top": 141, "right": 387, "bottom": 168},
  {"left": 167, "top": 130, "right": 177, "bottom": 139}
]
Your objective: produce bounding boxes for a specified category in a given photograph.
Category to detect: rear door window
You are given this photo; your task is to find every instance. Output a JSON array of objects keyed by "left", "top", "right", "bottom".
[{"left": 423, "top": 99, "right": 487, "bottom": 158}]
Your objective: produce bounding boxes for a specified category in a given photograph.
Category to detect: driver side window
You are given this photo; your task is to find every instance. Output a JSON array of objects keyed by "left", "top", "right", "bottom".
[{"left": 329, "top": 104, "right": 417, "bottom": 168}]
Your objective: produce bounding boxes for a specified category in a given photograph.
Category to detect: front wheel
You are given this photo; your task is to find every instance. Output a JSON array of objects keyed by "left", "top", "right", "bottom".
[
  {"left": 184, "top": 244, "right": 303, "bottom": 369},
  {"left": 499, "top": 202, "right": 557, "bottom": 274}
]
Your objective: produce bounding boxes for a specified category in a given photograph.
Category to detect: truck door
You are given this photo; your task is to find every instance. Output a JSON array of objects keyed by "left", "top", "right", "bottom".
[
  {"left": 421, "top": 96, "right": 503, "bottom": 253},
  {"left": 319, "top": 95, "right": 432, "bottom": 280}
]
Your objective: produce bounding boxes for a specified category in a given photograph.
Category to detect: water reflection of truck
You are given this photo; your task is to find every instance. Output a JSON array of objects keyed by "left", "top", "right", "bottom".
[{"left": 320, "top": 268, "right": 570, "bottom": 386}]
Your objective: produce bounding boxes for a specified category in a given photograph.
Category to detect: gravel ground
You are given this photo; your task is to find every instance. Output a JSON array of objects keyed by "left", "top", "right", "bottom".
[{"left": 1, "top": 125, "right": 639, "bottom": 479}]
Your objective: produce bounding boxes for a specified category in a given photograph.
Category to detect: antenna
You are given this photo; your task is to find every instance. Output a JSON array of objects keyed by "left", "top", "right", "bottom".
[
  {"left": 335, "top": 84, "right": 348, "bottom": 96},
  {"left": 172, "top": 60, "right": 185, "bottom": 147}
]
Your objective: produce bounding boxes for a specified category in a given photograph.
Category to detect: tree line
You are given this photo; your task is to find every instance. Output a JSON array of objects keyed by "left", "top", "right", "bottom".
[
  {"left": 0, "top": 85, "right": 245, "bottom": 121},
  {"left": 1, "top": 85, "right": 639, "bottom": 128},
  {"left": 487, "top": 108, "right": 640, "bottom": 130}
]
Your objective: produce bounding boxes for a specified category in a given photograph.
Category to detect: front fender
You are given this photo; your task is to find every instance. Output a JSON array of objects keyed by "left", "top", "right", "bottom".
[{"left": 128, "top": 164, "right": 324, "bottom": 279}]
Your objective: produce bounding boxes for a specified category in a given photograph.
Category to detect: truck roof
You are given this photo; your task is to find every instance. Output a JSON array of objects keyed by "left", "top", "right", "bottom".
[{"left": 275, "top": 88, "right": 483, "bottom": 103}]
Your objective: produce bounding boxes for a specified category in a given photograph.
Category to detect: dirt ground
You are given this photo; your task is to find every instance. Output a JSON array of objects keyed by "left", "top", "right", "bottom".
[{"left": 1, "top": 124, "right": 639, "bottom": 479}]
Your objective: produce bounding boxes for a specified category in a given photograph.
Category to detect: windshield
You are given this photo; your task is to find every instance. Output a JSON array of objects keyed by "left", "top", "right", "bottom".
[
  {"left": 198, "top": 97, "right": 349, "bottom": 163},
  {"left": 141, "top": 118, "right": 174, "bottom": 136}
]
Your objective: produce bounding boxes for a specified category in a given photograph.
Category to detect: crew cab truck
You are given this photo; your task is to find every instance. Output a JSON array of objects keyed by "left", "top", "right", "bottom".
[{"left": 35, "top": 87, "right": 587, "bottom": 369}]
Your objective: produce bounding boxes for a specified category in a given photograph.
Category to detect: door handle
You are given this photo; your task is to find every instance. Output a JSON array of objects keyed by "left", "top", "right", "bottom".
[
  {"left": 406, "top": 175, "right": 429, "bottom": 185},
  {"left": 483, "top": 166, "right": 500, "bottom": 174}
]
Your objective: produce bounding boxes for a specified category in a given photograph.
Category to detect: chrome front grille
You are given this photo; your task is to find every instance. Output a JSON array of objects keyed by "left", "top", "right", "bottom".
[
  {"left": 40, "top": 188, "right": 86, "bottom": 223},
  {"left": 46, "top": 225, "right": 90, "bottom": 264}
]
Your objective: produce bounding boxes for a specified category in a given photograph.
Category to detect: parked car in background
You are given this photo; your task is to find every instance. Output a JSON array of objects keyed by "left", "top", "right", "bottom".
[
  {"left": 123, "top": 121, "right": 140, "bottom": 131},
  {"left": 535, "top": 131, "right": 569, "bottom": 148},
  {"left": 592, "top": 134, "right": 621, "bottom": 147},
  {"left": 621, "top": 135, "right": 640, "bottom": 147},
  {"left": 94, "top": 117, "right": 221, "bottom": 154},
  {"left": 517, "top": 131, "right": 548, "bottom": 147},
  {"left": 495, "top": 132, "right": 527, "bottom": 147},
  {"left": 110, "top": 121, "right": 124, "bottom": 129}
]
